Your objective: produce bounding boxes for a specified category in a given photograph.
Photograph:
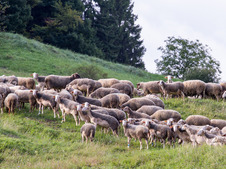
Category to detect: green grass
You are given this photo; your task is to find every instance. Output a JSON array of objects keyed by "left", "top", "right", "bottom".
[
  {"left": 0, "top": 32, "right": 226, "bottom": 168},
  {"left": 0, "top": 32, "right": 164, "bottom": 84}
]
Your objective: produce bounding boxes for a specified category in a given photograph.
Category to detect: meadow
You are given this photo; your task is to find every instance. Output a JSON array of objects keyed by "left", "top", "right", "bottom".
[{"left": 0, "top": 32, "right": 225, "bottom": 168}]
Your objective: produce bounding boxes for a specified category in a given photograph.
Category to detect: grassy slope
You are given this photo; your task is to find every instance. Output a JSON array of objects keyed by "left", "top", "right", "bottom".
[{"left": 0, "top": 32, "right": 226, "bottom": 168}]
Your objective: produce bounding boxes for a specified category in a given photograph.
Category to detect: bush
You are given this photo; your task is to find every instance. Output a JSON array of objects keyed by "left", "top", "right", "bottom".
[{"left": 74, "top": 64, "right": 108, "bottom": 80}]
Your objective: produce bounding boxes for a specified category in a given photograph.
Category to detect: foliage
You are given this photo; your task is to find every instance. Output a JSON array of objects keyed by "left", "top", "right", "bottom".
[
  {"left": 0, "top": 1, "right": 9, "bottom": 31},
  {"left": 73, "top": 64, "right": 108, "bottom": 80},
  {"left": 155, "top": 36, "right": 221, "bottom": 81},
  {"left": 184, "top": 67, "right": 220, "bottom": 83}
]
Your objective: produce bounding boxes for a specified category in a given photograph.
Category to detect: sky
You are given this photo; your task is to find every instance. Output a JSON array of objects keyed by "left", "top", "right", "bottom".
[{"left": 132, "top": 0, "right": 226, "bottom": 82}]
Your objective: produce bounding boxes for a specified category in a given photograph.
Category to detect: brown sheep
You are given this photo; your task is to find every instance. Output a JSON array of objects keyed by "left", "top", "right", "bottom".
[
  {"left": 137, "top": 81, "right": 162, "bottom": 95},
  {"left": 80, "top": 123, "right": 96, "bottom": 143},
  {"left": 45, "top": 73, "right": 80, "bottom": 91},
  {"left": 93, "top": 80, "right": 102, "bottom": 91},
  {"left": 113, "top": 93, "right": 130, "bottom": 107},
  {"left": 183, "top": 80, "right": 206, "bottom": 98},
  {"left": 137, "top": 105, "right": 163, "bottom": 116},
  {"left": 150, "top": 110, "right": 181, "bottom": 122},
  {"left": 89, "top": 87, "right": 120, "bottom": 99},
  {"left": 99, "top": 93, "right": 120, "bottom": 108},
  {"left": 98, "top": 78, "right": 120, "bottom": 88},
  {"left": 144, "top": 94, "right": 165, "bottom": 108},
  {"left": 185, "top": 115, "right": 211, "bottom": 126},
  {"left": 110, "top": 83, "right": 133, "bottom": 97},
  {"left": 123, "top": 106, "right": 151, "bottom": 119},
  {"left": 18, "top": 77, "right": 36, "bottom": 89},
  {"left": 205, "top": 83, "right": 222, "bottom": 101},
  {"left": 0, "top": 75, "right": 18, "bottom": 85},
  {"left": 133, "top": 88, "right": 144, "bottom": 97},
  {"left": 210, "top": 119, "right": 226, "bottom": 129},
  {"left": 4, "top": 93, "right": 18, "bottom": 114},
  {"left": 119, "top": 80, "right": 134, "bottom": 92},
  {"left": 121, "top": 97, "right": 155, "bottom": 111}
]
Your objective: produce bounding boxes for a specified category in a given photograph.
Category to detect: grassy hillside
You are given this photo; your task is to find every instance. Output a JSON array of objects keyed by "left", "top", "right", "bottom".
[
  {"left": 0, "top": 32, "right": 226, "bottom": 168},
  {"left": 0, "top": 32, "right": 164, "bottom": 84}
]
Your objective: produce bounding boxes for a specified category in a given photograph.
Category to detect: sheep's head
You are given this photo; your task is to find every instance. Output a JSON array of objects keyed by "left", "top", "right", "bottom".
[
  {"left": 72, "top": 73, "right": 80, "bottom": 79},
  {"left": 123, "top": 106, "right": 130, "bottom": 113},
  {"left": 136, "top": 83, "right": 141, "bottom": 89},
  {"left": 76, "top": 104, "right": 82, "bottom": 112},
  {"left": 122, "top": 120, "right": 128, "bottom": 127},
  {"left": 32, "top": 72, "right": 38, "bottom": 79},
  {"left": 54, "top": 95, "right": 60, "bottom": 102},
  {"left": 197, "top": 129, "right": 205, "bottom": 136}
]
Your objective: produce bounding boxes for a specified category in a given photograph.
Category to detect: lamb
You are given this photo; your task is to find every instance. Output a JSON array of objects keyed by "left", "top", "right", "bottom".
[
  {"left": 82, "top": 102, "right": 119, "bottom": 136},
  {"left": 150, "top": 110, "right": 181, "bottom": 122},
  {"left": 196, "top": 129, "right": 217, "bottom": 146},
  {"left": 113, "top": 93, "right": 130, "bottom": 107},
  {"left": 14, "top": 89, "right": 36, "bottom": 112},
  {"left": 45, "top": 73, "right": 80, "bottom": 91},
  {"left": 18, "top": 77, "right": 36, "bottom": 89},
  {"left": 137, "top": 105, "right": 163, "bottom": 116},
  {"left": 0, "top": 75, "right": 18, "bottom": 85},
  {"left": 121, "top": 97, "right": 156, "bottom": 111},
  {"left": 4, "top": 93, "right": 18, "bottom": 114},
  {"left": 137, "top": 81, "right": 162, "bottom": 95},
  {"left": 71, "top": 89, "right": 102, "bottom": 107},
  {"left": 99, "top": 93, "right": 120, "bottom": 108},
  {"left": 157, "top": 80, "right": 184, "bottom": 99},
  {"left": 173, "top": 124, "right": 191, "bottom": 144},
  {"left": 144, "top": 94, "right": 165, "bottom": 108},
  {"left": 55, "top": 95, "right": 80, "bottom": 125},
  {"left": 119, "top": 80, "right": 134, "bottom": 92},
  {"left": 110, "top": 83, "right": 133, "bottom": 97},
  {"left": 211, "top": 135, "right": 226, "bottom": 146},
  {"left": 98, "top": 78, "right": 120, "bottom": 88},
  {"left": 185, "top": 115, "right": 211, "bottom": 126},
  {"left": 32, "top": 73, "right": 46, "bottom": 91},
  {"left": 123, "top": 106, "right": 151, "bottom": 119},
  {"left": 32, "top": 90, "right": 59, "bottom": 118},
  {"left": 80, "top": 123, "right": 96, "bottom": 143},
  {"left": 89, "top": 87, "right": 120, "bottom": 99},
  {"left": 122, "top": 120, "right": 149, "bottom": 150},
  {"left": 205, "top": 83, "right": 222, "bottom": 101},
  {"left": 145, "top": 120, "right": 175, "bottom": 148},
  {"left": 210, "top": 119, "right": 226, "bottom": 129},
  {"left": 183, "top": 80, "right": 206, "bottom": 98},
  {"left": 66, "top": 78, "right": 96, "bottom": 96},
  {"left": 165, "top": 75, "right": 173, "bottom": 83},
  {"left": 77, "top": 104, "right": 90, "bottom": 123},
  {"left": 209, "top": 127, "right": 223, "bottom": 136}
]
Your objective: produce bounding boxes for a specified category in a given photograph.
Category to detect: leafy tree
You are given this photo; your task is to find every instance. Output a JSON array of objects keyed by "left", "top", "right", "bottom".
[
  {"left": 0, "top": 1, "right": 9, "bottom": 31},
  {"left": 2, "top": 0, "right": 32, "bottom": 33},
  {"left": 155, "top": 36, "right": 221, "bottom": 81}
]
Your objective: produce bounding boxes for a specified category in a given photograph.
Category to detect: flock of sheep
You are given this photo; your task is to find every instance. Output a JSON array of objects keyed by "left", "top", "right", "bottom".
[{"left": 0, "top": 73, "right": 226, "bottom": 150}]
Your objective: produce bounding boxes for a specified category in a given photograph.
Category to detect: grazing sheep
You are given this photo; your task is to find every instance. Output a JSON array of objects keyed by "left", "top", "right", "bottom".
[
  {"left": 205, "top": 83, "right": 222, "bottom": 101},
  {"left": 211, "top": 135, "right": 226, "bottom": 146},
  {"left": 59, "top": 89, "right": 73, "bottom": 100},
  {"left": 196, "top": 129, "right": 217, "bottom": 146},
  {"left": 4, "top": 93, "right": 18, "bottom": 114},
  {"left": 55, "top": 95, "right": 80, "bottom": 125},
  {"left": 45, "top": 73, "right": 80, "bottom": 91},
  {"left": 110, "top": 83, "right": 133, "bottom": 97},
  {"left": 122, "top": 120, "right": 149, "bottom": 150},
  {"left": 121, "top": 97, "right": 156, "bottom": 111},
  {"left": 18, "top": 77, "right": 36, "bottom": 89},
  {"left": 99, "top": 93, "right": 120, "bottom": 108},
  {"left": 9, "top": 85, "right": 27, "bottom": 93},
  {"left": 113, "top": 93, "right": 130, "bottom": 107},
  {"left": 32, "top": 90, "right": 59, "bottom": 118},
  {"left": 98, "top": 78, "right": 120, "bottom": 88},
  {"left": 137, "top": 81, "right": 162, "bottom": 95},
  {"left": 145, "top": 120, "right": 175, "bottom": 148},
  {"left": 89, "top": 87, "right": 120, "bottom": 99},
  {"left": 157, "top": 80, "right": 184, "bottom": 99},
  {"left": 185, "top": 115, "right": 211, "bottom": 126},
  {"left": 66, "top": 78, "right": 96, "bottom": 96},
  {"left": 72, "top": 89, "right": 101, "bottom": 106},
  {"left": 82, "top": 103, "right": 119, "bottom": 136},
  {"left": 133, "top": 88, "right": 144, "bottom": 97},
  {"left": 0, "top": 75, "right": 18, "bottom": 85},
  {"left": 123, "top": 106, "right": 151, "bottom": 119},
  {"left": 209, "top": 127, "right": 223, "bottom": 136},
  {"left": 119, "top": 80, "right": 134, "bottom": 92},
  {"left": 14, "top": 90, "right": 36, "bottom": 112},
  {"left": 181, "top": 124, "right": 201, "bottom": 147},
  {"left": 183, "top": 80, "right": 206, "bottom": 98},
  {"left": 144, "top": 94, "right": 165, "bottom": 108},
  {"left": 137, "top": 105, "right": 163, "bottom": 116},
  {"left": 210, "top": 119, "right": 226, "bottom": 129},
  {"left": 165, "top": 75, "right": 173, "bottom": 83},
  {"left": 32, "top": 73, "right": 46, "bottom": 91},
  {"left": 150, "top": 110, "right": 181, "bottom": 122},
  {"left": 80, "top": 123, "right": 96, "bottom": 143},
  {"left": 173, "top": 124, "right": 191, "bottom": 144},
  {"left": 220, "top": 82, "right": 226, "bottom": 92}
]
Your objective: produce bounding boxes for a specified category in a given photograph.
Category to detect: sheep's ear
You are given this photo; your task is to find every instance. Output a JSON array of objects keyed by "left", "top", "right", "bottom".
[
  {"left": 119, "top": 120, "right": 122, "bottom": 123},
  {"left": 157, "top": 81, "right": 160, "bottom": 84},
  {"left": 53, "top": 96, "right": 55, "bottom": 98}
]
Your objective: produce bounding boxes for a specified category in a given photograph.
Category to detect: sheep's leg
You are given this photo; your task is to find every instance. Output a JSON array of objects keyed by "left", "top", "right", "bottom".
[
  {"left": 139, "top": 139, "right": 143, "bottom": 150},
  {"left": 72, "top": 112, "right": 78, "bottom": 126},
  {"left": 81, "top": 132, "right": 84, "bottom": 143},
  {"left": 162, "top": 140, "right": 166, "bottom": 148},
  {"left": 85, "top": 136, "right": 88, "bottom": 144},
  {"left": 1, "top": 107, "right": 3, "bottom": 114},
  {"left": 127, "top": 137, "right": 131, "bottom": 148},
  {"left": 61, "top": 111, "right": 65, "bottom": 123},
  {"left": 145, "top": 139, "right": 149, "bottom": 149}
]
